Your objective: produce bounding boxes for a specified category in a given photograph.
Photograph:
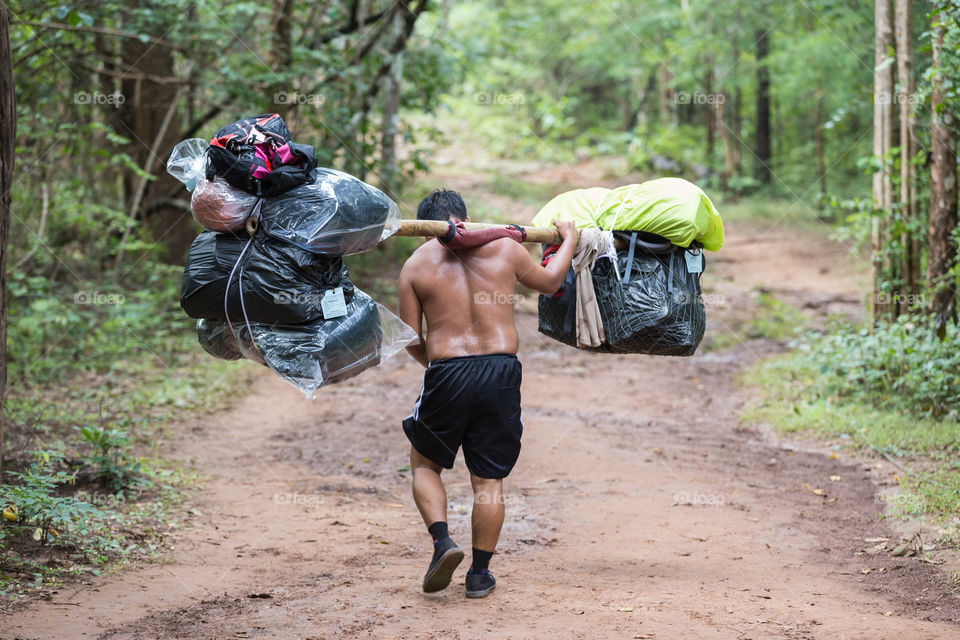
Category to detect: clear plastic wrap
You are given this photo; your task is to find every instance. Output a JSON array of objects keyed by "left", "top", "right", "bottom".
[
  {"left": 190, "top": 176, "right": 258, "bottom": 232},
  {"left": 260, "top": 168, "right": 401, "bottom": 256},
  {"left": 195, "top": 291, "right": 418, "bottom": 398},
  {"left": 166, "top": 138, "right": 209, "bottom": 192}
]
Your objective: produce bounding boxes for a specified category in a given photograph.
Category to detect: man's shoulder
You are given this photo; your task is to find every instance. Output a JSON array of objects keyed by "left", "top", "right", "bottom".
[{"left": 400, "top": 240, "right": 438, "bottom": 276}]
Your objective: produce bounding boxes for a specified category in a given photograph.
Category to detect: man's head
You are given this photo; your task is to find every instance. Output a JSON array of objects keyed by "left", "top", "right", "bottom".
[{"left": 417, "top": 189, "right": 468, "bottom": 222}]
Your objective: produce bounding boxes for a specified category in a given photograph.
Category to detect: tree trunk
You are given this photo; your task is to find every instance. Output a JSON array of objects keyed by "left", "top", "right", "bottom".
[
  {"left": 379, "top": 8, "right": 405, "bottom": 199},
  {"left": 705, "top": 65, "right": 715, "bottom": 167},
  {"left": 270, "top": 0, "right": 294, "bottom": 121},
  {"left": 814, "top": 96, "right": 827, "bottom": 209},
  {"left": 928, "top": 7, "right": 958, "bottom": 333},
  {"left": 732, "top": 40, "right": 742, "bottom": 179},
  {"left": 115, "top": 5, "right": 188, "bottom": 264},
  {"left": 754, "top": 29, "right": 772, "bottom": 184},
  {"left": 658, "top": 64, "right": 676, "bottom": 126},
  {"left": 895, "top": 0, "right": 919, "bottom": 308},
  {"left": 872, "top": 0, "right": 895, "bottom": 321},
  {"left": 0, "top": 0, "right": 14, "bottom": 477}
]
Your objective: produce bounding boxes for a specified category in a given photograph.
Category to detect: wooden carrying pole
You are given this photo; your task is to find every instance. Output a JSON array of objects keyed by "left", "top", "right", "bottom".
[{"left": 394, "top": 219, "right": 568, "bottom": 244}]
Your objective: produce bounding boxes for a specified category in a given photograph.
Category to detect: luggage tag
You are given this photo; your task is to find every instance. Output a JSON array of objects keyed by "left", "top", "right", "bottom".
[
  {"left": 321, "top": 287, "right": 348, "bottom": 319},
  {"left": 684, "top": 248, "right": 703, "bottom": 274}
]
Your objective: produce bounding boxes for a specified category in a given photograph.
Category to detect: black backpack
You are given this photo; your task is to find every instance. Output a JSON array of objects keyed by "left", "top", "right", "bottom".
[{"left": 206, "top": 113, "right": 317, "bottom": 197}]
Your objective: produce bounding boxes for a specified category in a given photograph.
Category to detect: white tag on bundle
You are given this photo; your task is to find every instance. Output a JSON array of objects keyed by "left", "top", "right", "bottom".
[
  {"left": 321, "top": 287, "right": 348, "bottom": 319},
  {"left": 684, "top": 249, "right": 703, "bottom": 273}
]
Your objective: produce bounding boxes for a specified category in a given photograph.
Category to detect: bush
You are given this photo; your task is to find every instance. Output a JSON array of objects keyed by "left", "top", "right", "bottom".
[
  {"left": 802, "top": 315, "right": 960, "bottom": 419},
  {"left": 0, "top": 451, "right": 104, "bottom": 547}
]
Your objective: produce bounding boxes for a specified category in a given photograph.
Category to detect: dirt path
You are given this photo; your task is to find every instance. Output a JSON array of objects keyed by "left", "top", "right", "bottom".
[{"left": 10, "top": 178, "right": 960, "bottom": 639}]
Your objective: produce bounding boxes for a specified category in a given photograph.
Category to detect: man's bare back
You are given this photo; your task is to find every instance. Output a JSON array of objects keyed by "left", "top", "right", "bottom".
[{"left": 398, "top": 228, "right": 577, "bottom": 365}]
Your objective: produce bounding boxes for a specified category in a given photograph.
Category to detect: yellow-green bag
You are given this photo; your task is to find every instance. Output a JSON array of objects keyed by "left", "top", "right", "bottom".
[
  {"left": 594, "top": 178, "right": 724, "bottom": 251},
  {"left": 531, "top": 187, "right": 610, "bottom": 229}
]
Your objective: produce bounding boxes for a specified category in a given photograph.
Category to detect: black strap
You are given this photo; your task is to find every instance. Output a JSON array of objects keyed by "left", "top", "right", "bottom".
[
  {"left": 507, "top": 224, "right": 527, "bottom": 242},
  {"left": 667, "top": 250, "right": 676, "bottom": 294},
  {"left": 622, "top": 231, "right": 638, "bottom": 284},
  {"left": 438, "top": 219, "right": 458, "bottom": 245},
  {"left": 561, "top": 267, "right": 577, "bottom": 336}
]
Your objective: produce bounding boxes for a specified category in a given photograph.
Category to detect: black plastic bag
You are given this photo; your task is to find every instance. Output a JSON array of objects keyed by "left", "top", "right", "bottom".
[
  {"left": 180, "top": 231, "right": 354, "bottom": 324},
  {"left": 605, "top": 247, "right": 705, "bottom": 356},
  {"left": 537, "top": 244, "right": 705, "bottom": 356},
  {"left": 259, "top": 168, "right": 400, "bottom": 256}
]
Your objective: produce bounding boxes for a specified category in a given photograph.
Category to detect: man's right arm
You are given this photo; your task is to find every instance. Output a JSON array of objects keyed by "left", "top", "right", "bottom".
[{"left": 513, "top": 220, "right": 578, "bottom": 295}]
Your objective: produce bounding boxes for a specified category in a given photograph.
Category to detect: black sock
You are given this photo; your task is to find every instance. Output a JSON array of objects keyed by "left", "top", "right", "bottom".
[
  {"left": 471, "top": 548, "right": 493, "bottom": 573},
  {"left": 427, "top": 521, "right": 449, "bottom": 545}
]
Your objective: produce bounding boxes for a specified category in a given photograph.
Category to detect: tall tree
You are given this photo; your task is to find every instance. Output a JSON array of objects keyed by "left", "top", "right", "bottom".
[
  {"left": 927, "top": 3, "right": 958, "bottom": 333},
  {"left": 754, "top": 29, "right": 772, "bottom": 184},
  {"left": 895, "top": 0, "right": 919, "bottom": 309},
  {"left": 872, "top": 0, "right": 895, "bottom": 321},
  {"left": 0, "top": 0, "right": 13, "bottom": 477},
  {"left": 380, "top": 6, "right": 406, "bottom": 198}
]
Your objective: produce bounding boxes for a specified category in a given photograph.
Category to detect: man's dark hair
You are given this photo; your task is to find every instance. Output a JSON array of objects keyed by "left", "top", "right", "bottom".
[{"left": 417, "top": 189, "right": 467, "bottom": 221}]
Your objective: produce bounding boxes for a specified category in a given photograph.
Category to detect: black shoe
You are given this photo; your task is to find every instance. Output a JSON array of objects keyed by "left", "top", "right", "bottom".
[
  {"left": 465, "top": 569, "right": 496, "bottom": 598},
  {"left": 422, "top": 538, "right": 464, "bottom": 593}
]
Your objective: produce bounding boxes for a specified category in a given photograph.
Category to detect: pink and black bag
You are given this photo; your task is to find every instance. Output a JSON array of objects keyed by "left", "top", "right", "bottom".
[{"left": 206, "top": 113, "right": 317, "bottom": 198}]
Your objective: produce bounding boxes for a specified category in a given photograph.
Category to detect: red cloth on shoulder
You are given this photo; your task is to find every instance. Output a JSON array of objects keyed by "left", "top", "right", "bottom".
[{"left": 439, "top": 220, "right": 526, "bottom": 250}]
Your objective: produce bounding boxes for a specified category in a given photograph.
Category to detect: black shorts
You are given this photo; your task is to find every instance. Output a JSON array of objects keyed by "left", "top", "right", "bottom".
[{"left": 403, "top": 353, "right": 523, "bottom": 479}]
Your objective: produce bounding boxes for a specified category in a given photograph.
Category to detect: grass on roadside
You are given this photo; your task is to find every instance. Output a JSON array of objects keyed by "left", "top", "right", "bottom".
[{"left": 742, "top": 316, "right": 960, "bottom": 545}]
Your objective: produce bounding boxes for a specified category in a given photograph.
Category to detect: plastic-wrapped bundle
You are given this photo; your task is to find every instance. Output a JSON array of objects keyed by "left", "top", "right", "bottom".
[
  {"left": 195, "top": 291, "right": 419, "bottom": 397},
  {"left": 260, "top": 168, "right": 401, "bottom": 256},
  {"left": 180, "top": 231, "right": 354, "bottom": 324},
  {"left": 537, "top": 243, "right": 705, "bottom": 356},
  {"left": 190, "top": 176, "right": 258, "bottom": 232},
  {"left": 604, "top": 246, "right": 705, "bottom": 356}
]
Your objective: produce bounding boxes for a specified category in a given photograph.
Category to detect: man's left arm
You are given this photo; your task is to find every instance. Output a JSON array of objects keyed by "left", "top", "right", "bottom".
[{"left": 398, "top": 265, "right": 429, "bottom": 368}]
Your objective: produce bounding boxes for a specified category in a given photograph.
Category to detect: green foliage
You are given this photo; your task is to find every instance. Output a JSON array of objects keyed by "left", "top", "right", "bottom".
[
  {"left": 77, "top": 427, "right": 147, "bottom": 492},
  {"left": 796, "top": 316, "right": 960, "bottom": 418},
  {"left": 0, "top": 451, "right": 103, "bottom": 546}
]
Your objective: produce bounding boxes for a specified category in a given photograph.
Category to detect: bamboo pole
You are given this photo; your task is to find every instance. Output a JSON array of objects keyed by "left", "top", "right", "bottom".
[{"left": 394, "top": 219, "right": 570, "bottom": 245}]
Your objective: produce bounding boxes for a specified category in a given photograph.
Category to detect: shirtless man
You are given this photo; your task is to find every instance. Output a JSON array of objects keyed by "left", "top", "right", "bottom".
[{"left": 398, "top": 189, "right": 577, "bottom": 598}]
